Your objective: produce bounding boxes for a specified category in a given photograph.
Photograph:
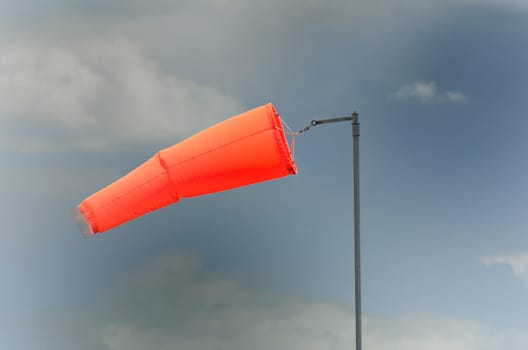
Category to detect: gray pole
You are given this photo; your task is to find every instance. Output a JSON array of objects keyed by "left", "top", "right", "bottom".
[
  {"left": 352, "top": 112, "right": 361, "bottom": 350},
  {"left": 300, "top": 112, "right": 362, "bottom": 349}
]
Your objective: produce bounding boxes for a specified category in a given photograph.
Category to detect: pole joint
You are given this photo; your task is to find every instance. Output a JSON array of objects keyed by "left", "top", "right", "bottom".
[{"left": 352, "top": 111, "right": 359, "bottom": 137}]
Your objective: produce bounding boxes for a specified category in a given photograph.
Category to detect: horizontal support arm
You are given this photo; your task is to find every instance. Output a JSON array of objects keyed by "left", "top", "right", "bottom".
[
  {"left": 311, "top": 116, "right": 354, "bottom": 126},
  {"left": 295, "top": 112, "right": 358, "bottom": 135}
]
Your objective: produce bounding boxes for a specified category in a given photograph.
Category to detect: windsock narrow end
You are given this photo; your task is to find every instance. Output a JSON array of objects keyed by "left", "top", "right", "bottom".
[{"left": 71, "top": 206, "right": 95, "bottom": 238}]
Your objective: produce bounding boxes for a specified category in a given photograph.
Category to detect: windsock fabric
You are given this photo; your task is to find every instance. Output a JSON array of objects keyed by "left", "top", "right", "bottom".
[{"left": 74, "top": 103, "right": 297, "bottom": 236}]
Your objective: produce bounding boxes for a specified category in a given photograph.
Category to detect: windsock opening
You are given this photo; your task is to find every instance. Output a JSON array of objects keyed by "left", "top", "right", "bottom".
[{"left": 266, "top": 103, "right": 297, "bottom": 174}]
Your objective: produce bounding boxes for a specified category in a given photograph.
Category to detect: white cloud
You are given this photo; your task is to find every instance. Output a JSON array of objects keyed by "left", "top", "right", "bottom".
[
  {"left": 0, "top": 38, "right": 242, "bottom": 153},
  {"left": 446, "top": 90, "right": 469, "bottom": 103},
  {"left": 395, "top": 81, "right": 438, "bottom": 101},
  {"left": 394, "top": 81, "right": 468, "bottom": 104},
  {"left": 482, "top": 253, "right": 528, "bottom": 284}
]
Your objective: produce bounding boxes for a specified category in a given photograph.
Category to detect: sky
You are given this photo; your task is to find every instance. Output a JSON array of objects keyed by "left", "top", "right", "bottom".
[{"left": 1, "top": 0, "right": 528, "bottom": 349}]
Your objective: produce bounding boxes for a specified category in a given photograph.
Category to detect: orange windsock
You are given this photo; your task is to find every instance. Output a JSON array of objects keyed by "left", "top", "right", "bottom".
[{"left": 74, "top": 103, "right": 297, "bottom": 236}]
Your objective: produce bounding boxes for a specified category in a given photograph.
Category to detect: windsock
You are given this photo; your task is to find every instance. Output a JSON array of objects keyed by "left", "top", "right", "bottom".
[{"left": 74, "top": 103, "right": 297, "bottom": 236}]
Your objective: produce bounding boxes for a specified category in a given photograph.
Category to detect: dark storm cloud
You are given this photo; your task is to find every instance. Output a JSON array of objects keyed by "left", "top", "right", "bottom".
[{"left": 3, "top": 251, "right": 525, "bottom": 350}]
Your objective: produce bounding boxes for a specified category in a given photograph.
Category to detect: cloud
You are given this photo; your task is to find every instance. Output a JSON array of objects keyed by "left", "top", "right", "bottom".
[
  {"left": 482, "top": 253, "right": 528, "bottom": 284},
  {"left": 92, "top": 251, "right": 528, "bottom": 350},
  {"left": 95, "top": 251, "right": 356, "bottom": 350},
  {"left": 0, "top": 38, "right": 242, "bottom": 153},
  {"left": 2, "top": 250, "right": 528, "bottom": 350},
  {"left": 393, "top": 81, "right": 468, "bottom": 104}
]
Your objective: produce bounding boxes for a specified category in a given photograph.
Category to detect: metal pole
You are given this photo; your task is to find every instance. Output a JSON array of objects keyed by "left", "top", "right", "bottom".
[
  {"left": 352, "top": 111, "right": 361, "bottom": 350},
  {"left": 298, "top": 112, "right": 362, "bottom": 349}
]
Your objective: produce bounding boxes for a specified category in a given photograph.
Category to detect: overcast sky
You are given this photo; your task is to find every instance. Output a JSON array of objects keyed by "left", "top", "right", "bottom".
[{"left": 2, "top": 0, "right": 528, "bottom": 349}]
